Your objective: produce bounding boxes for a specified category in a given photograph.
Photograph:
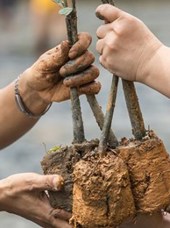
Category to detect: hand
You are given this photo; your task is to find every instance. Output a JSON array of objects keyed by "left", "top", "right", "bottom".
[
  {"left": 20, "top": 32, "right": 100, "bottom": 110},
  {"left": 0, "top": 173, "right": 72, "bottom": 228},
  {"left": 96, "top": 4, "right": 163, "bottom": 83}
]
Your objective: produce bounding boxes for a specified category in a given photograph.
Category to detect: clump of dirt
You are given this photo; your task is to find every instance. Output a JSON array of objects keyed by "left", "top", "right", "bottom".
[
  {"left": 41, "top": 139, "right": 99, "bottom": 212},
  {"left": 72, "top": 152, "right": 135, "bottom": 228},
  {"left": 117, "top": 131, "right": 170, "bottom": 213}
]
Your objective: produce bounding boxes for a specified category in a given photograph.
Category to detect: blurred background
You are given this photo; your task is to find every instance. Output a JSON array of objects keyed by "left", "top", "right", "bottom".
[{"left": 0, "top": 0, "right": 170, "bottom": 227}]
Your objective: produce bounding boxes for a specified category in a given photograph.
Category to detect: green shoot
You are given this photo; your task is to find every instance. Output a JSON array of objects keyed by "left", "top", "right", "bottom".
[
  {"left": 52, "top": 0, "right": 73, "bottom": 16},
  {"left": 49, "top": 145, "right": 62, "bottom": 152}
]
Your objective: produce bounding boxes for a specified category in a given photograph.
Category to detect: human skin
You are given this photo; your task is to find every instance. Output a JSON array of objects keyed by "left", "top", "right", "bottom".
[
  {"left": 0, "top": 32, "right": 100, "bottom": 149},
  {"left": 0, "top": 173, "right": 72, "bottom": 228},
  {"left": 96, "top": 4, "right": 170, "bottom": 98}
]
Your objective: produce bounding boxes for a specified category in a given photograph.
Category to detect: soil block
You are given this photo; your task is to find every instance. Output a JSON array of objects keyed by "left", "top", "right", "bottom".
[
  {"left": 41, "top": 140, "right": 99, "bottom": 212},
  {"left": 41, "top": 140, "right": 136, "bottom": 227},
  {"left": 72, "top": 152, "right": 135, "bottom": 228},
  {"left": 118, "top": 131, "right": 170, "bottom": 213}
]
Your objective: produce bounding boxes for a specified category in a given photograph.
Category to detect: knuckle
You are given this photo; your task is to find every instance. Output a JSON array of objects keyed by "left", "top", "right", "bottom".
[
  {"left": 106, "top": 38, "right": 117, "bottom": 51},
  {"left": 98, "top": 4, "right": 109, "bottom": 13},
  {"left": 96, "top": 26, "right": 102, "bottom": 37}
]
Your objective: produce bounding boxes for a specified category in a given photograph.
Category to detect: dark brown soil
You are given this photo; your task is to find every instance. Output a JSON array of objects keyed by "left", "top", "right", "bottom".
[{"left": 41, "top": 139, "right": 99, "bottom": 212}]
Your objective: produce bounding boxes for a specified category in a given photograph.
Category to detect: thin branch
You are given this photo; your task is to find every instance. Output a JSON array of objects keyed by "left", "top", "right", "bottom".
[
  {"left": 65, "top": 1, "right": 85, "bottom": 143},
  {"left": 122, "top": 80, "right": 146, "bottom": 139},
  {"left": 98, "top": 76, "right": 119, "bottom": 153},
  {"left": 86, "top": 94, "right": 118, "bottom": 148}
]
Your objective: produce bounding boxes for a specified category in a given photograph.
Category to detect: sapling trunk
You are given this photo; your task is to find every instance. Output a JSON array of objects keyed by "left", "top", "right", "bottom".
[
  {"left": 65, "top": 1, "right": 85, "bottom": 143},
  {"left": 86, "top": 94, "right": 118, "bottom": 148},
  {"left": 98, "top": 76, "right": 119, "bottom": 153}
]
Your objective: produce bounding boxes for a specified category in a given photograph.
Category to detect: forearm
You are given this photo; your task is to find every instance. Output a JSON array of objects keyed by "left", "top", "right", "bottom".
[
  {"left": 0, "top": 76, "right": 49, "bottom": 149},
  {"left": 139, "top": 45, "right": 170, "bottom": 98}
]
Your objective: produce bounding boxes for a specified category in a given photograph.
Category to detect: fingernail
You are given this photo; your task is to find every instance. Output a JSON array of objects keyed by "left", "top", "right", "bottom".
[{"left": 95, "top": 11, "right": 105, "bottom": 20}]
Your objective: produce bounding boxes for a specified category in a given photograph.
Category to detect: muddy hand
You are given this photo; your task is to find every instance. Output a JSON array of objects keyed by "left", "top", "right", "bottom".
[{"left": 20, "top": 32, "right": 100, "bottom": 106}]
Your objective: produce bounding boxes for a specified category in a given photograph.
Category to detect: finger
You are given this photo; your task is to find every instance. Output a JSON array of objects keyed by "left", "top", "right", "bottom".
[
  {"left": 41, "top": 41, "right": 69, "bottom": 58},
  {"left": 78, "top": 81, "right": 101, "bottom": 95},
  {"left": 96, "top": 39, "right": 104, "bottom": 55},
  {"left": 96, "top": 24, "right": 112, "bottom": 39},
  {"left": 60, "top": 51, "right": 95, "bottom": 77},
  {"left": 63, "top": 66, "right": 99, "bottom": 87},
  {"left": 69, "top": 32, "right": 92, "bottom": 59},
  {"left": 96, "top": 4, "right": 122, "bottom": 23},
  {"left": 55, "top": 221, "right": 72, "bottom": 228},
  {"left": 52, "top": 81, "right": 101, "bottom": 103},
  {"left": 52, "top": 209, "right": 72, "bottom": 221},
  {"left": 98, "top": 54, "right": 114, "bottom": 74},
  {"left": 53, "top": 219, "right": 72, "bottom": 228},
  {"left": 30, "top": 174, "right": 64, "bottom": 191},
  {"left": 39, "top": 217, "right": 72, "bottom": 228},
  {"left": 37, "top": 41, "right": 70, "bottom": 70}
]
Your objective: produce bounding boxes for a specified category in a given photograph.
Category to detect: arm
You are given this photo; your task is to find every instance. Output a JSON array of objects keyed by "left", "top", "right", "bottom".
[
  {"left": 0, "top": 32, "right": 100, "bottom": 149},
  {"left": 96, "top": 4, "right": 170, "bottom": 98},
  {"left": 0, "top": 81, "right": 45, "bottom": 149}
]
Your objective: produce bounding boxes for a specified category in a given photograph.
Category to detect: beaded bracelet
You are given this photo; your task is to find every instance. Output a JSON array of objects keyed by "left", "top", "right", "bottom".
[{"left": 14, "top": 76, "right": 52, "bottom": 118}]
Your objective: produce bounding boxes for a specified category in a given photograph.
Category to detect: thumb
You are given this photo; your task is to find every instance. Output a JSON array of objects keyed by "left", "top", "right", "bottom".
[
  {"left": 56, "top": 41, "right": 70, "bottom": 67},
  {"left": 31, "top": 174, "right": 64, "bottom": 191},
  {"left": 96, "top": 4, "right": 122, "bottom": 22}
]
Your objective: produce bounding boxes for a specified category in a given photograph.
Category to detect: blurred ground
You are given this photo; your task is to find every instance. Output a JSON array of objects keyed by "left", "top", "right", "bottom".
[{"left": 0, "top": 0, "right": 170, "bottom": 227}]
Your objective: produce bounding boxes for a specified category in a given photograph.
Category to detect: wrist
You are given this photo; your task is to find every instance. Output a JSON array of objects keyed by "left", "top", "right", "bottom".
[
  {"left": 17, "top": 72, "right": 51, "bottom": 117},
  {"left": 0, "top": 179, "right": 9, "bottom": 211},
  {"left": 136, "top": 35, "right": 163, "bottom": 84},
  {"left": 142, "top": 45, "right": 170, "bottom": 97}
]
